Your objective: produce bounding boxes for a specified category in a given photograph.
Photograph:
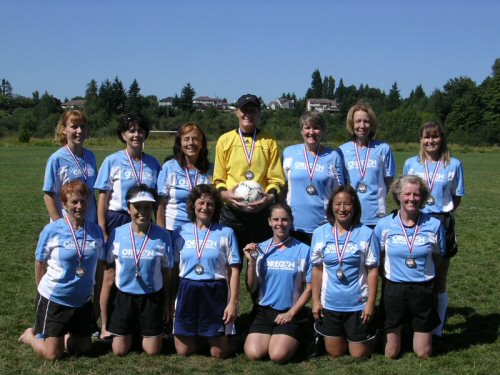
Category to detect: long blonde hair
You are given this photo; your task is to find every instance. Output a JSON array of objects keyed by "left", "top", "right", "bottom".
[
  {"left": 55, "top": 110, "right": 88, "bottom": 145},
  {"left": 418, "top": 122, "right": 451, "bottom": 167}
]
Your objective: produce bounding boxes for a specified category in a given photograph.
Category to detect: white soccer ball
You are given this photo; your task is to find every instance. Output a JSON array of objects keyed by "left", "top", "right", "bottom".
[{"left": 234, "top": 181, "right": 264, "bottom": 204}]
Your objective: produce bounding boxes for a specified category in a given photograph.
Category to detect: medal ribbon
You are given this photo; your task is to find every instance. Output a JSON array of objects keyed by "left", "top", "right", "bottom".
[
  {"left": 258, "top": 236, "right": 291, "bottom": 255},
  {"left": 424, "top": 159, "right": 441, "bottom": 193},
  {"left": 333, "top": 225, "right": 353, "bottom": 267},
  {"left": 129, "top": 223, "right": 151, "bottom": 269},
  {"left": 194, "top": 224, "right": 212, "bottom": 262},
  {"left": 125, "top": 150, "right": 144, "bottom": 186},
  {"left": 303, "top": 145, "right": 320, "bottom": 183},
  {"left": 184, "top": 168, "right": 200, "bottom": 191},
  {"left": 353, "top": 141, "right": 371, "bottom": 181},
  {"left": 64, "top": 216, "right": 87, "bottom": 265},
  {"left": 397, "top": 212, "right": 421, "bottom": 259},
  {"left": 65, "top": 145, "right": 88, "bottom": 180},
  {"left": 238, "top": 128, "right": 257, "bottom": 168}
]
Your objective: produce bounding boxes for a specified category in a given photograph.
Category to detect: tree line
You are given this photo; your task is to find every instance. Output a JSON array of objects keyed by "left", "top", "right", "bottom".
[{"left": 1, "top": 58, "right": 499, "bottom": 145}]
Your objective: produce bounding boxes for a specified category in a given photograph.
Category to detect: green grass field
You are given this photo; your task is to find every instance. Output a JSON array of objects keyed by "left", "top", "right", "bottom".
[{"left": 0, "top": 143, "right": 499, "bottom": 374}]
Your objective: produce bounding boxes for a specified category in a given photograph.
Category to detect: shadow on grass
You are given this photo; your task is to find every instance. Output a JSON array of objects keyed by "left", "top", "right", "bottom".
[{"left": 433, "top": 307, "right": 500, "bottom": 355}]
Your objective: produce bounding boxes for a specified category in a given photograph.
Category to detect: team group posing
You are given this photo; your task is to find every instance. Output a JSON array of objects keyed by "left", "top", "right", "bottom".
[{"left": 19, "top": 94, "right": 465, "bottom": 363}]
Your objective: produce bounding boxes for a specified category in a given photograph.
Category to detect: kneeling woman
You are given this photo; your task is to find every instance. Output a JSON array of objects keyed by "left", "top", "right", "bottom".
[
  {"left": 100, "top": 185, "right": 173, "bottom": 356},
  {"left": 374, "top": 176, "right": 445, "bottom": 359},
  {"left": 243, "top": 203, "right": 311, "bottom": 364},
  {"left": 172, "top": 184, "right": 241, "bottom": 359},
  {"left": 19, "top": 181, "right": 105, "bottom": 360},
  {"left": 311, "top": 185, "right": 380, "bottom": 359}
]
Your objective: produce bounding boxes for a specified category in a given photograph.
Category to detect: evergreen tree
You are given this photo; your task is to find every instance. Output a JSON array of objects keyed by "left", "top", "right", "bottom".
[
  {"left": 306, "top": 69, "right": 323, "bottom": 98},
  {"left": 126, "top": 79, "right": 144, "bottom": 113},
  {"left": 386, "top": 82, "right": 401, "bottom": 111},
  {"left": 178, "top": 83, "right": 196, "bottom": 112},
  {"left": 1, "top": 79, "right": 13, "bottom": 97}
]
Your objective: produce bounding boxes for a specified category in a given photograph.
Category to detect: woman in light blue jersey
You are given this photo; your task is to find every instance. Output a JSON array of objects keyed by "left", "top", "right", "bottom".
[
  {"left": 19, "top": 181, "right": 105, "bottom": 360},
  {"left": 337, "top": 103, "right": 395, "bottom": 227},
  {"left": 172, "top": 184, "right": 241, "bottom": 359},
  {"left": 403, "top": 122, "right": 465, "bottom": 339},
  {"left": 100, "top": 184, "right": 173, "bottom": 356},
  {"left": 43, "top": 110, "right": 98, "bottom": 223},
  {"left": 374, "top": 176, "right": 445, "bottom": 359},
  {"left": 95, "top": 114, "right": 160, "bottom": 241},
  {"left": 243, "top": 202, "right": 311, "bottom": 364},
  {"left": 311, "top": 185, "right": 379, "bottom": 359},
  {"left": 283, "top": 111, "right": 344, "bottom": 245},
  {"left": 157, "top": 123, "right": 211, "bottom": 233}
]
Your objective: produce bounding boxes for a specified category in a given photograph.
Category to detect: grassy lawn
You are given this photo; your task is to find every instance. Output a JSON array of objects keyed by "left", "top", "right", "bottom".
[{"left": 0, "top": 142, "right": 499, "bottom": 374}]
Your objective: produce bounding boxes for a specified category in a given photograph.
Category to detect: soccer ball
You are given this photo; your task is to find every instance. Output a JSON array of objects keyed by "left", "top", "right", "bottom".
[{"left": 234, "top": 181, "right": 264, "bottom": 204}]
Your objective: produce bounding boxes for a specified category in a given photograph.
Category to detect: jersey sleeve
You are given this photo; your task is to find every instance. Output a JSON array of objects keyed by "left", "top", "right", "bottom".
[
  {"left": 365, "top": 231, "right": 380, "bottom": 267},
  {"left": 213, "top": 136, "right": 229, "bottom": 191},
  {"left": 452, "top": 160, "right": 465, "bottom": 197},
  {"left": 403, "top": 157, "right": 411, "bottom": 175},
  {"left": 172, "top": 228, "right": 183, "bottom": 264},
  {"left": 226, "top": 228, "right": 241, "bottom": 266},
  {"left": 42, "top": 154, "right": 59, "bottom": 193},
  {"left": 304, "top": 246, "right": 312, "bottom": 283},
  {"left": 383, "top": 144, "right": 396, "bottom": 177},
  {"left": 436, "top": 221, "right": 446, "bottom": 256},
  {"left": 331, "top": 151, "right": 345, "bottom": 186},
  {"left": 105, "top": 229, "right": 116, "bottom": 264},
  {"left": 35, "top": 225, "right": 52, "bottom": 262},
  {"left": 310, "top": 230, "right": 324, "bottom": 266},
  {"left": 162, "top": 229, "right": 174, "bottom": 269},
  {"left": 265, "top": 139, "right": 285, "bottom": 193},
  {"left": 157, "top": 163, "right": 171, "bottom": 198},
  {"left": 94, "top": 156, "right": 113, "bottom": 191}
]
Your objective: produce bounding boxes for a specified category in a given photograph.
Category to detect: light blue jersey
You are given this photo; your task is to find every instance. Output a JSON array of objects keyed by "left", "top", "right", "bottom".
[
  {"left": 43, "top": 147, "right": 97, "bottom": 222},
  {"left": 254, "top": 237, "right": 311, "bottom": 311},
  {"left": 157, "top": 159, "right": 212, "bottom": 231},
  {"left": 106, "top": 223, "right": 173, "bottom": 295},
  {"left": 311, "top": 223, "right": 379, "bottom": 312},
  {"left": 173, "top": 223, "right": 241, "bottom": 281},
  {"left": 374, "top": 212, "right": 445, "bottom": 283},
  {"left": 403, "top": 156, "right": 465, "bottom": 214},
  {"left": 36, "top": 219, "right": 105, "bottom": 307},
  {"left": 283, "top": 144, "right": 345, "bottom": 233},
  {"left": 94, "top": 151, "right": 160, "bottom": 212},
  {"left": 337, "top": 140, "right": 395, "bottom": 225}
]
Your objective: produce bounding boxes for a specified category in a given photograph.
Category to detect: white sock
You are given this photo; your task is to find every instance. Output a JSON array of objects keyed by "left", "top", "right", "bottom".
[{"left": 433, "top": 292, "right": 448, "bottom": 336}]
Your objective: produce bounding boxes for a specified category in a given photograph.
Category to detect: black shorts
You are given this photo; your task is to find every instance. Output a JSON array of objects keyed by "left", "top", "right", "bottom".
[
  {"left": 381, "top": 279, "right": 440, "bottom": 333},
  {"left": 107, "top": 210, "right": 131, "bottom": 235},
  {"left": 431, "top": 212, "right": 458, "bottom": 258},
  {"left": 248, "top": 305, "right": 308, "bottom": 340},
  {"left": 314, "top": 309, "right": 377, "bottom": 343},
  {"left": 34, "top": 293, "right": 96, "bottom": 338},
  {"left": 220, "top": 205, "right": 272, "bottom": 251},
  {"left": 107, "top": 288, "right": 164, "bottom": 337}
]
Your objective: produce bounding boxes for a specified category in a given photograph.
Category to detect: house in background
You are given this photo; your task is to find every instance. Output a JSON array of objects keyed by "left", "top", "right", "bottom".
[
  {"left": 158, "top": 97, "right": 174, "bottom": 107},
  {"left": 306, "top": 98, "right": 339, "bottom": 113},
  {"left": 193, "top": 96, "right": 230, "bottom": 111},
  {"left": 267, "top": 97, "right": 295, "bottom": 110},
  {"left": 61, "top": 99, "right": 86, "bottom": 110}
]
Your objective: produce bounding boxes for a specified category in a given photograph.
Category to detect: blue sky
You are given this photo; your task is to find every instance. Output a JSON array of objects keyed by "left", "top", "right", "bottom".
[{"left": 1, "top": 0, "right": 499, "bottom": 104}]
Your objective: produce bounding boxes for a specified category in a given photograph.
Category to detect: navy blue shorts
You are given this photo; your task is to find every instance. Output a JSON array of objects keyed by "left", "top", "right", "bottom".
[
  {"left": 174, "top": 278, "right": 229, "bottom": 337},
  {"left": 107, "top": 210, "right": 131, "bottom": 234}
]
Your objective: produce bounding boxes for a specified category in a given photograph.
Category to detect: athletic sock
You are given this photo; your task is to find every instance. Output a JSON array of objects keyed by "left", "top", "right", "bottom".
[{"left": 432, "top": 292, "right": 448, "bottom": 337}]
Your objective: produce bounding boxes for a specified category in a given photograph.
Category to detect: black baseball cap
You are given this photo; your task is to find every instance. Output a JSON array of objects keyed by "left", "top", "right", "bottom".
[{"left": 236, "top": 94, "right": 260, "bottom": 109}]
